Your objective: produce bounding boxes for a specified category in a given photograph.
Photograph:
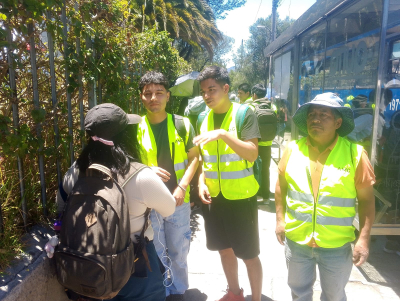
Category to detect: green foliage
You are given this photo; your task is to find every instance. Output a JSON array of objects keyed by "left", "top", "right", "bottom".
[
  {"left": 186, "top": 33, "right": 234, "bottom": 71},
  {"left": 127, "top": 0, "right": 222, "bottom": 55},
  {"left": 0, "top": 0, "right": 191, "bottom": 271},
  {"left": 231, "top": 15, "right": 295, "bottom": 91},
  {"left": 206, "top": 0, "right": 246, "bottom": 20},
  {"left": 133, "top": 30, "right": 190, "bottom": 85}
]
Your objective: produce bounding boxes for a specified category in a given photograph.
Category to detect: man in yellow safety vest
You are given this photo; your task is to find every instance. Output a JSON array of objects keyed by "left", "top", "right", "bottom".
[
  {"left": 194, "top": 66, "right": 262, "bottom": 301},
  {"left": 275, "top": 92, "right": 376, "bottom": 301},
  {"left": 137, "top": 71, "right": 200, "bottom": 301}
]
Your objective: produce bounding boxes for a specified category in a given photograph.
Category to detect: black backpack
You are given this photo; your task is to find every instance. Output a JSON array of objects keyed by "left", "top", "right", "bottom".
[
  {"left": 55, "top": 162, "right": 148, "bottom": 300},
  {"left": 251, "top": 99, "right": 278, "bottom": 142}
]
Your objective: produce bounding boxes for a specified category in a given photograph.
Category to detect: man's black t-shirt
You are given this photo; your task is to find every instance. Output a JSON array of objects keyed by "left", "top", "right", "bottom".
[
  {"left": 149, "top": 116, "right": 195, "bottom": 194},
  {"left": 213, "top": 108, "right": 261, "bottom": 141}
]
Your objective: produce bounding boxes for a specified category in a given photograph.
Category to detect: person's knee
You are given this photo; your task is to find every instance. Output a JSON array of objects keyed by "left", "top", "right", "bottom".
[
  {"left": 219, "top": 248, "right": 235, "bottom": 257},
  {"left": 243, "top": 256, "right": 261, "bottom": 267}
]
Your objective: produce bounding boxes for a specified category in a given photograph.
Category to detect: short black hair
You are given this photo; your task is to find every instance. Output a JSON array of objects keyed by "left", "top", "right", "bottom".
[
  {"left": 238, "top": 83, "right": 251, "bottom": 94},
  {"left": 139, "top": 71, "right": 169, "bottom": 93},
  {"left": 197, "top": 66, "right": 230, "bottom": 87},
  {"left": 369, "top": 89, "right": 393, "bottom": 106},
  {"left": 384, "top": 88, "right": 393, "bottom": 106},
  {"left": 251, "top": 84, "right": 266, "bottom": 99}
]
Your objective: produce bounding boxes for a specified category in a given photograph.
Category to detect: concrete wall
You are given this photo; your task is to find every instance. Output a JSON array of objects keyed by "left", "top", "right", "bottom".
[{"left": 0, "top": 226, "right": 69, "bottom": 301}]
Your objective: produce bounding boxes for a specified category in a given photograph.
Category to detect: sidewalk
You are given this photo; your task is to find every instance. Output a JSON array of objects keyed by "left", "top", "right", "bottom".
[{"left": 184, "top": 154, "right": 400, "bottom": 301}]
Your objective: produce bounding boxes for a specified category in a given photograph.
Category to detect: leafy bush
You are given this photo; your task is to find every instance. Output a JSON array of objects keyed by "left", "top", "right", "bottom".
[{"left": 0, "top": 0, "right": 190, "bottom": 270}]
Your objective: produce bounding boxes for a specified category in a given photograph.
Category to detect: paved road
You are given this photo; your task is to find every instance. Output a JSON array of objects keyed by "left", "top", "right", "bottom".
[{"left": 183, "top": 152, "right": 400, "bottom": 301}]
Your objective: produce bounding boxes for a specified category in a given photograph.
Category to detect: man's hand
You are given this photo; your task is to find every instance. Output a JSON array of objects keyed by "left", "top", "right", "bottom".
[
  {"left": 199, "top": 183, "right": 212, "bottom": 204},
  {"left": 275, "top": 220, "right": 286, "bottom": 245},
  {"left": 353, "top": 239, "right": 370, "bottom": 266},
  {"left": 150, "top": 166, "right": 171, "bottom": 182},
  {"left": 193, "top": 129, "right": 225, "bottom": 147},
  {"left": 173, "top": 185, "right": 186, "bottom": 207},
  {"left": 354, "top": 184, "right": 374, "bottom": 267}
]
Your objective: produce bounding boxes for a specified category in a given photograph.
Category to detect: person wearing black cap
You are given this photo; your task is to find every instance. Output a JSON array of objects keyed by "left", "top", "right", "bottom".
[
  {"left": 275, "top": 93, "right": 376, "bottom": 301},
  {"left": 352, "top": 94, "right": 368, "bottom": 109},
  {"left": 56, "top": 103, "right": 176, "bottom": 301}
]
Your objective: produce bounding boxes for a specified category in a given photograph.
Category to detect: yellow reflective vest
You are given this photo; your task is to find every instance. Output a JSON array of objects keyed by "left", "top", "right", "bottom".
[
  {"left": 137, "top": 114, "right": 191, "bottom": 203},
  {"left": 285, "top": 136, "right": 363, "bottom": 248},
  {"left": 199, "top": 103, "right": 259, "bottom": 199}
]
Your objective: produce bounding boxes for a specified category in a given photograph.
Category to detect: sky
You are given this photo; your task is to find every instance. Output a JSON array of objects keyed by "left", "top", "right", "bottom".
[{"left": 216, "top": 0, "right": 317, "bottom": 67}]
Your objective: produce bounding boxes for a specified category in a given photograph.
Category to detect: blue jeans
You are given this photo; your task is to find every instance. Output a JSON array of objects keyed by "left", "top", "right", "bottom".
[
  {"left": 108, "top": 241, "right": 166, "bottom": 301},
  {"left": 150, "top": 201, "right": 191, "bottom": 296},
  {"left": 285, "top": 238, "right": 353, "bottom": 301}
]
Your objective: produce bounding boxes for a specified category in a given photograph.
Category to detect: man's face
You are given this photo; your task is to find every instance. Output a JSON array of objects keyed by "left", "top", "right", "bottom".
[
  {"left": 237, "top": 89, "right": 249, "bottom": 102},
  {"left": 359, "top": 100, "right": 367, "bottom": 108},
  {"left": 200, "top": 79, "right": 229, "bottom": 110},
  {"left": 306, "top": 105, "right": 342, "bottom": 139},
  {"left": 141, "top": 83, "right": 169, "bottom": 114}
]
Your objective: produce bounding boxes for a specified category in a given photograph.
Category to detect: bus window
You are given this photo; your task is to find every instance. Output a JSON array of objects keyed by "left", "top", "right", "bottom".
[{"left": 374, "top": 35, "right": 400, "bottom": 216}]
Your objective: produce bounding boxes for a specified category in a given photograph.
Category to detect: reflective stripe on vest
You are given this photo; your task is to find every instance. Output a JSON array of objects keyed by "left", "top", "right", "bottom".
[
  {"left": 174, "top": 159, "right": 188, "bottom": 173},
  {"left": 285, "top": 136, "right": 363, "bottom": 248},
  {"left": 137, "top": 114, "right": 191, "bottom": 202},
  {"left": 200, "top": 103, "right": 259, "bottom": 199},
  {"left": 288, "top": 190, "right": 356, "bottom": 207},
  {"left": 287, "top": 206, "right": 354, "bottom": 226}
]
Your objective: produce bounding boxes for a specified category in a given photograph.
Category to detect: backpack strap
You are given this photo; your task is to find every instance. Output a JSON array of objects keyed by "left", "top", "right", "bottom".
[
  {"left": 236, "top": 104, "right": 250, "bottom": 140},
  {"left": 138, "top": 208, "right": 152, "bottom": 272},
  {"left": 197, "top": 110, "right": 209, "bottom": 134},
  {"left": 117, "top": 162, "right": 152, "bottom": 270},
  {"left": 87, "top": 164, "right": 113, "bottom": 179},
  {"left": 119, "top": 162, "right": 148, "bottom": 187},
  {"left": 59, "top": 182, "right": 68, "bottom": 203},
  {"left": 173, "top": 114, "right": 187, "bottom": 143},
  {"left": 173, "top": 114, "right": 190, "bottom": 152}
]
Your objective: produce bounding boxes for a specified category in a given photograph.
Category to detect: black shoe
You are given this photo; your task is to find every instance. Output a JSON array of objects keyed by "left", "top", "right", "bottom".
[{"left": 166, "top": 294, "right": 184, "bottom": 301}]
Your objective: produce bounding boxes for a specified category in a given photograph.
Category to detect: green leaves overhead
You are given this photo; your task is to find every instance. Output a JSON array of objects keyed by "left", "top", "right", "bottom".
[
  {"left": 131, "top": 0, "right": 222, "bottom": 55},
  {"left": 231, "top": 15, "right": 295, "bottom": 90},
  {"left": 205, "top": 0, "right": 246, "bottom": 20}
]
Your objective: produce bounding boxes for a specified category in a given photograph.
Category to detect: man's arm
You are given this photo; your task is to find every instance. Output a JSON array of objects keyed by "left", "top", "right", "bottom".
[
  {"left": 198, "top": 162, "right": 212, "bottom": 204},
  {"left": 275, "top": 174, "right": 288, "bottom": 245},
  {"left": 172, "top": 145, "right": 200, "bottom": 206},
  {"left": 353, "top": 185, "right": 375, "bottom": 266},
  {"left": 193, "top": 131, "right": 258, "bottom": 162},
  {"left": 193, "top": 108, "right": 260, "bottom": 162}
]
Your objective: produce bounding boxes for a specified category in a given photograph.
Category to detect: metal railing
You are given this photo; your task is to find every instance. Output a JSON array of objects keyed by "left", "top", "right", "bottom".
[{"left": 1, "top": 7, "right": 144, "bottom": 230}]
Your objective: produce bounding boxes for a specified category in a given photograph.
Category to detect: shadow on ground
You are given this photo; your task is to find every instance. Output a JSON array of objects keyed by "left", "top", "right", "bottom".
[
  {"left": 183, "top": 289, "right": 274, "bottom": 301},
  {"left": 184, "top": 288, "right": 208, "bottom": 300},
  {"left": 357, "top": 235, "right": 400, "bottom": 298},
  {"left": 190, "top": 207, "right": 203, "bottom": 242},
  {"left": 245, "top": 295, "right": 273, "bottom": 301},
  {"left": 257, "top": 200, "right": 276, "bottom": 214}
]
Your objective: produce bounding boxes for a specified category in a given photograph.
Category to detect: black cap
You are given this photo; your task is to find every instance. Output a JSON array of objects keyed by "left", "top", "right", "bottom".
[
  {"left": 353, "top": 95, "right": 368, "bottom": 102},
  {"left": 84, "top": 103, "right": 141, "bottom": 140}
]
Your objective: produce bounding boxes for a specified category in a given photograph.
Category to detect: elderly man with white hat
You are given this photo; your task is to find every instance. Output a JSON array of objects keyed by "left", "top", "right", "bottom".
[{"left": 274, "top": 92, "right": 376, "bottom": 301}]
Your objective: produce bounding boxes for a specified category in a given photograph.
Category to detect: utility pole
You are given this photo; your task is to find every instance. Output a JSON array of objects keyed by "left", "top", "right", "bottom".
[
  {"left": 268, "top": 0, "right": 279, "bottom": 98},
  {"left": 271, "top": 0, "right": 278, "bottom": 42}
]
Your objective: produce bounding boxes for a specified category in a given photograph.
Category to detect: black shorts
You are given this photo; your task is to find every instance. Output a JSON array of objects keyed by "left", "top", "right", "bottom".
[{"left": 202, "top": 193, "right": 260, "bottom": 260}]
